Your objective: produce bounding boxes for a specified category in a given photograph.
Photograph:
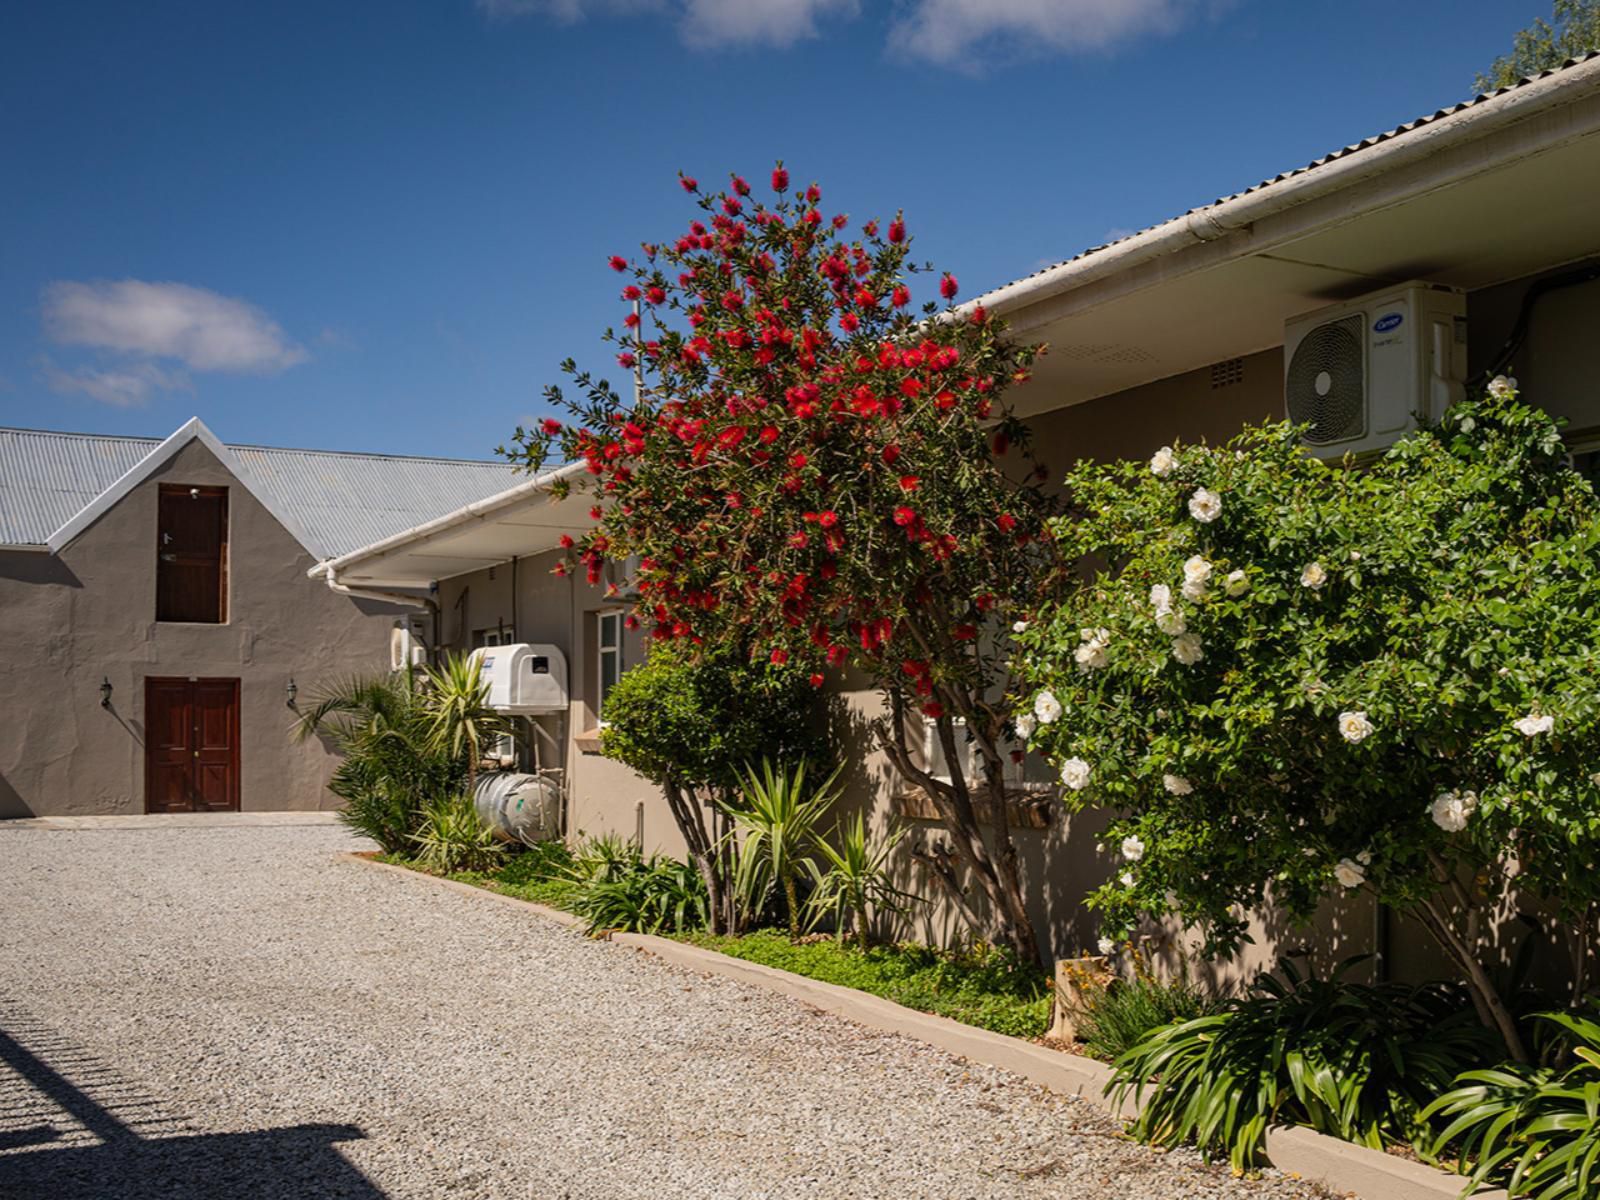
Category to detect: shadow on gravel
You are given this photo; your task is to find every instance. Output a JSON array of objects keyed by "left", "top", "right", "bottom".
[{"left": 0, "top": 1009, "right": 383, "bottom": 1198}]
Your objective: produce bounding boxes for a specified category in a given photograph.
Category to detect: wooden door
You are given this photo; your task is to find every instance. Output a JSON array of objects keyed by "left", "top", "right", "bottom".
[
  {"left": 145, "top": 678, "right": 240, "bottom": 812},
  {"left": 157, "top": 486, "right": 228, "bottom": 623}
]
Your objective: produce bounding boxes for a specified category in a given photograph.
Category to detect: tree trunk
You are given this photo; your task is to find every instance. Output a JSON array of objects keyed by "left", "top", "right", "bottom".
[
  {"left": 1415, "top": 895, "right": 1531, "bottom": 1064},
  {"left": 663, "top": 779, "right": 731, "bottom": 935},
  {"left": 784, "top": 874, "right": 801, "bottom": 939},
  {"left": 875, "top": 691, "right": 1044, "bottom": 971}
]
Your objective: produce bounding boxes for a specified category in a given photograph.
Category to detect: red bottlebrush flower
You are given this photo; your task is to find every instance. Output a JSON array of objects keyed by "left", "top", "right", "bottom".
[
  {"left": 732, "top": 175, "right": 750, "bottom": 196},
  {"left": 882, "top": 444, "right": 901, "bottom": 465},
  {"left": 771, "top": 165, "right": 789, "bottom": 192},
  {"left": 589, "top": 506, "right": 603, "bottom": 521},
  {"left": 939, "top": 273, "right": 958, "bottom": 300},
  {"left": 826, "top": 643, "right": 847, "bottom": 666},
  {"left": 624, "top": 614, "right": 639, "bottom": 631},
  {"left": 952, "top": 624, "right": 977, "bottom": 641},
  {"left": 558, "top": 534, "right": 574, "bottom": 549},
  {"left": 722, "top": 196, "right": 743, "bottom": 216},
  {"left": 622, "top": 285, "right": 641, "bottom": 301},
  {"left": 898, "top": 474, "right": 921, "bottom": 492},
  {"left": 645, "top": 286, "right": 666, "bottom": 305},
  {"left": 935, "top": 391, "right": 956, "bottom": 411},
  {"left": 806, "top": 183, "right": 820, "bottom": 202},
  {"left": 888, "top": 217, "right": 905, "bottom": 244},
  {"left": 997, "top": 512, "right": 1017, "bottom": 533},
  {"left": 817, "top": 510, "right": 838, "bottom": 528},
  {"left": 971, "top": 304, "right": 988, "bottom": 325},
  {"left": 788, "top": 531, "right": 808, "bottom": 549},
  {"left": 616, "top": 352, "right": 636, "bottom": 369},
  {"left": 891, "top": 284, "right": 911, "bottom": 308},
  {"left": 788, "top": 451, "right": 808, "bottom": 470},
  {"left": 921, "top": 701, "right": 944, "bottom": 718},
  {"left": 680, "top": 176, "right": 698, "bottom": 192},
  {"left": 809, "top": 672, "right": 825, "bottom": 688},
  {"left": 839, "top": 313, "right": 860, "bottom": 332},
  {"left": 770, "top": 647, "right": 788, "bottom": 665},
  {"left": 608, "top": 255, "right": 628, "bottom": 272},
  {"left": 975, "top": 593, "right": 995, "bottom": 612},
  {"left": 853, "top": 287, "right": 877, "bottom": 309},
  {"left": 893, "top": 506, "right": 916, "bottom": 527},
  {"left": 831, "top": 213, "right": 848, "bottom": 230},
  {"left": 758, "top": 425, "right": 779, "bottom": 445},
  {"left": 862, "top": 219, "right": 879, "bottom": 237},
  {"left": 540, "top": 418, "right": 562, "bottom": 436}
]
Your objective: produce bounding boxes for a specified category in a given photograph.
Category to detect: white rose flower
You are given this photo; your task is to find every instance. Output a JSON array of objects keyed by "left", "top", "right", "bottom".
[
  {"left": 1337, "top": 710, "right": 1374, "bottom": 743},
  {"left": 1096, "top": 937, "right": 1116, "bottom": 957},
  {"left": 1590, "top": 772, "right": 1600, "bottom": 787},
  {"left": 1188, "top": 487, "right": 1222, "bottom": 524},
  {"left": 1487, "top": 375, "right": 1517, "bottom": 399},
  {"left": 1171, "top": 632, "right": 1204, "bottom": 666},
  {"left": 1155, "top": 607, "right": 1186, "bottom": 635},
  {"left": 1074, "top": 627, "right": 1111, "bottom": 672},
  {"left": 1120, "top": 835, "right": 1145, "bottom": 862},
  {"left": 1162, "top": 774, "right": 1193, "bottom": 795},
  {"left": 1430, "top": 790, "right": 1478, "bottom": 833},
  {"left": 1059, "top": 756, "right": 1091, "bottom": 790},
  {"left": 1119, "top": 871, "right": 1136, "bottom": 888},
  {"left": 1513, "top": 713, "right": 1554, "bottom": 737},
  {"left": 1183, "top": 555, "right": 1213, "bottom": 585},
  {"left": 1149, "top": 583, "right": 1172, "bottom": 611},
  {"left": 1034, "top": 691, "right": 1062, "bottom": 725},
  {"left": 1149, "top": 446, "right": 1177, "bottom": 477},
  {"left": 1225, "top": 569, "right": 1248, "bottom": 597},
  {"left": 1014, "top": 713, "right": 1037, "bottom": 741},
  {"left": 1181, "top": 578, "right": 1207, "bottom": 602},
  {"left": 1333, "top": 858, "right": 1366, "bottom": 889},
  {"left": 1011, "top": 620, "right": 1028, "bottom": 634},
  {"left": 1301, "top": 561, "right": 1327, "bottom": 590}
]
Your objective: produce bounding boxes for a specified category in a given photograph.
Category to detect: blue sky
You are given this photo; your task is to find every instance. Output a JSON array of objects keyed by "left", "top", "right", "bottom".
[{"left": 0, "top": 0, "right": 1553, "bottom": 460}]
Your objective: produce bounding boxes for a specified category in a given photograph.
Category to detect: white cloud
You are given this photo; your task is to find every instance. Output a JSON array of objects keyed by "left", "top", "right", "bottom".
[
  {"left": 41, "top": 361, "right": 193, "bottom": 409},
  {"left": 42, "top": 280, "right": 306, "bottom": 374},
  {"left": 680, "top": 0, "right": 857, "bottom": 48},
  {"left": 888, "top": 0, "right": 1201, "bottom": 67},
  {"left": 478, "top": 0, "right": 855, "bottom": 47}
]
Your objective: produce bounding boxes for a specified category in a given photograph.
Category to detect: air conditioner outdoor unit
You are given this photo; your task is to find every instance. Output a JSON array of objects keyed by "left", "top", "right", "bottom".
[
  {"left": 389, "top": 618, "right": 427, "bottom": 672},
  {"left": 1283, "top": 283, "right": 1467, "bottom": 458}
]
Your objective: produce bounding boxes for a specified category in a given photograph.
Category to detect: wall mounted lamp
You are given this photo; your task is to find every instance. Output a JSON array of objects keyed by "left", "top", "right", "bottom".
[
  {"left": 285, "top": 678, "right": 298, "bottom": 709},
  {"left": 99, "top": 677, "right": 113, "bottom": 708}
]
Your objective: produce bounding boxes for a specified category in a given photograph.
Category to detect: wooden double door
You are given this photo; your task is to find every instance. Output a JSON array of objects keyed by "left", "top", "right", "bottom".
[{"left": 145, "top": 678, "right": 240, "bottom": 812}]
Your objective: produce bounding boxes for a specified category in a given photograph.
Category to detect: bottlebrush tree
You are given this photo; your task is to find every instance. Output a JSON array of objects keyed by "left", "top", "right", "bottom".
[{"left": 503, "top": 164, "right": 1065, "bottom": 966}]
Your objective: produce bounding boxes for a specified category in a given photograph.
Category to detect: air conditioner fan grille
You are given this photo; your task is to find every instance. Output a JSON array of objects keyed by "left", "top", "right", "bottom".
[{"left": 1287, "top": 314, "right": 1365, "bottom": 445}]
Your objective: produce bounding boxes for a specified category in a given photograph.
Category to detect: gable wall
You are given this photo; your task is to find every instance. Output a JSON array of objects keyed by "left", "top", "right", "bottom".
[{"left": 0, "top": 438, "right": 410, "bottom": 817}]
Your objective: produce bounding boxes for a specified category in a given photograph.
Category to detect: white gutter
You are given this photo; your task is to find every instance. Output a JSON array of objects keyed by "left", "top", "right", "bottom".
[
  {"left": 310, "top": 459, "right": 589, "bottom": 582},
  {"left": 309, "top": 562, "right": 431, "bottom": 609},
  {"left": 964, "top": 55, "right": 1600, "bottom": 323}
]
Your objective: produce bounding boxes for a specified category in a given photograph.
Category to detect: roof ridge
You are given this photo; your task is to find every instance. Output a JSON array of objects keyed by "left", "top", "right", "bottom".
[{"left": 0, "top": 424, "right": 508, "bottom": 467}]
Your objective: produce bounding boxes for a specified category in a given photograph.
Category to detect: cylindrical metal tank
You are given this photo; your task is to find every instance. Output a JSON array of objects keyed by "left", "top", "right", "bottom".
[{"left": 473, "top": 772, "right": 563, "bottom": 843}]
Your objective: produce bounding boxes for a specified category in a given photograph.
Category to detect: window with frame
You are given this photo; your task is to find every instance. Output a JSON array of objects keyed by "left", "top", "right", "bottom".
[
  {"left": 156, "top": 485, "right": 228, "bottom": 624},
  {"left": 922, "top": 717, "right": 1025, "bottom": 787},
  {"left": 596, "top": 610, "right": 623, "bottom": 720},
  {"left": 473, "top": 626, "right": 515, "bottom": 648}
]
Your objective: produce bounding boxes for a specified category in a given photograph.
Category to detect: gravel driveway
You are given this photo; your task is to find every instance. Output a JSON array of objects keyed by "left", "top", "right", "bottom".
[{"left": 0, "top": 822, "right": 1335, "bottom": 1199}]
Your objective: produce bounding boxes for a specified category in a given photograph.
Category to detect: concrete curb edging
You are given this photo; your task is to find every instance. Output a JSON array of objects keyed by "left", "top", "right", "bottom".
[{"left": 343, "top": 852, "right": 1505, "bottom": 1200}]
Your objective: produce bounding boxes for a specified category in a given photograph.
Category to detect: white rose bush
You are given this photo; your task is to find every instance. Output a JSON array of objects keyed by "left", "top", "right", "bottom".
[{"left": 1012, "top": 389, "right": 1600, "bottom": 1062}]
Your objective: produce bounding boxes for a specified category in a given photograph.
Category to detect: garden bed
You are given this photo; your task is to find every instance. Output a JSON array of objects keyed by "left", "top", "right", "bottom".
[{"left": 674, "top": 930, "right": 1052, "bottom": 1039}]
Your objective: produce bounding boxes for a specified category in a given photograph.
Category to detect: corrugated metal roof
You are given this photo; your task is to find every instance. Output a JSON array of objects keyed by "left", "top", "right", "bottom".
[
  {"left": 981, "top": 51, "right": 1600, "bottom": 299},
  {"left": 0, "top": 425, "right": 519, "bottom": 557}
]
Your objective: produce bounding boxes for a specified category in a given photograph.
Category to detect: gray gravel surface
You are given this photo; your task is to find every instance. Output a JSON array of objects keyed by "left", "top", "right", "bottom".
[{"left": 0, "top": 823, "right": 1337, "bottom": 1199}]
